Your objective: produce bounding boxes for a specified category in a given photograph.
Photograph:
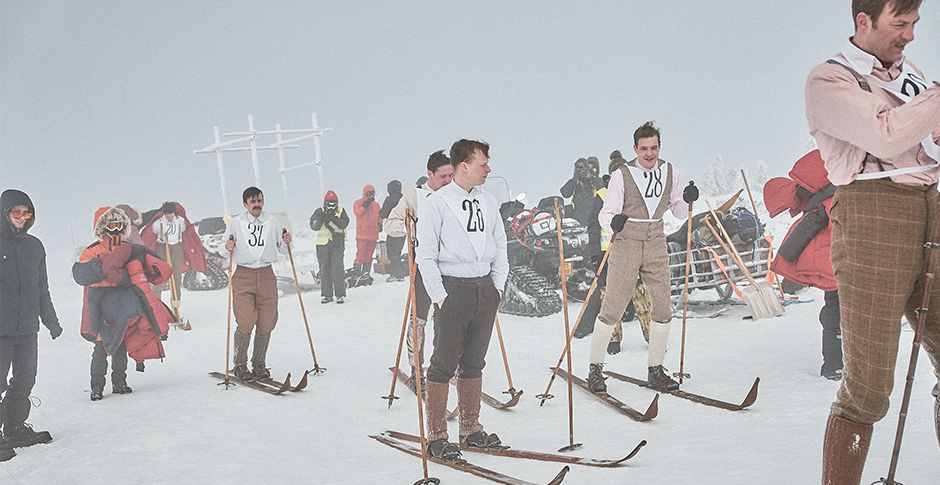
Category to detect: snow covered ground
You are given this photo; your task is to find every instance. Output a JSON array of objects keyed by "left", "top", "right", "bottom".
[{"left": 3, "top": 212, "right": 940, "bottom": 485}]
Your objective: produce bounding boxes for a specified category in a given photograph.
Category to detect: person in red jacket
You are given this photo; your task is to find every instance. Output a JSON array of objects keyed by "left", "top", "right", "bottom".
[
  {"left": 73, "top": 207, "right": 174, "bottom": 401},
  {"left": 353, "top": 185, "right": 382, "bottom": 277},
  {"left": 764, "top": 149, "right": 842, "bottom": 380}
]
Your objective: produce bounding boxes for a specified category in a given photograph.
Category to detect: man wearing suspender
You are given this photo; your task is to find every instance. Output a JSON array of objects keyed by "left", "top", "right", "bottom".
[
  {"left": 805, "top": 1, "right": 940, "bottom": 483},
  {"left": 586, "top": 121, "right": 696, "bottom": 394}
]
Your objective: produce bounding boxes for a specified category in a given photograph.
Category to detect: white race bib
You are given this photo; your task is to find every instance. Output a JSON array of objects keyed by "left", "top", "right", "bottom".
[
  {"left": 238, "top": 219, "right": 267, "bottom": 262},
  {"left": 443, "top": 194, "right": 488, "bottom": 261},
  {"left": 627, "top": 164, "right": 669, "bottom": 220}
]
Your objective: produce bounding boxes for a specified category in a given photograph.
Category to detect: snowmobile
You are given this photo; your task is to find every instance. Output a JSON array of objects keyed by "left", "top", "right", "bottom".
[
  {"left": 181, "top": 217, "right": 230, "bottom": 291},
  {"left": 497, "top": 197, "right": 591, "bottom": 317}
]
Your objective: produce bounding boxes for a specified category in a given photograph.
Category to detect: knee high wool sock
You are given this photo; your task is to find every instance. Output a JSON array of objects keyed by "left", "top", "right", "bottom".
[
  {"left": 590, "top": 321, "right": 616, "bottom": 364},
  {"left": 647, "top": 321, "right": 671, "bottom": 367}
]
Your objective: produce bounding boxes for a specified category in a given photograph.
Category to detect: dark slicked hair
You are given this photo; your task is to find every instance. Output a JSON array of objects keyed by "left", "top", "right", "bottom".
[
  {"left": 161, "top": 201, "right": 177, "bottom": 214},
  {"left": 242, "top": 186, "right": 263, "bottom": 203},
  {"left": 428, "top": 150, "right": 451, "bottom": 174},
  {"left": 633, "top": 121, "right": 661, "bottom": 147},
  {"left": 853, "top": 0, "right": 922, "bottom": 29},
  {"left": 449, "top": 139, "right": 490, "bottom": 169}
]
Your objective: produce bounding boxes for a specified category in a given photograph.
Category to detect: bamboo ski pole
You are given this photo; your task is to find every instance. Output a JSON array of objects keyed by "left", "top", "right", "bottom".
[
  {"left": 876, "top": 199, "right": 940, "bottom": 485},
  {"left": 383, "top": 283, "right": 413, "bottom": 408},
  {"left": 283, "top": 228, "right": 325, "bottom": 375},
  {"left": 537, "top": 231, "right": 617, "bottom": 405},
  {"left": 404, "top": 208, "right": 436, "bottom": 484},
  {"left": 553, "top": 198, "right": 582, "bottom": 453},
  {"left": 675, "top": 184, "right": 694, "bottom": 384},
  {"left": 220, "top": 235, "right": 235, "bottom": 388},
  {"left": 740, "top": 170, "right": 785, "bottom": 299},
  {"left": 493, "top": 314, "right": 520, "bottom": 397}
]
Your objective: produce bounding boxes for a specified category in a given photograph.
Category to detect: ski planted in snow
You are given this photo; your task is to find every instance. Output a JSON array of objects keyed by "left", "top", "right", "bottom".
[
  {"left": 389, "top": 367, "right": 458, "bottom": 419},
  {"left": 553, "top": 367, "right": 658, "bottom": 421},
  {"left": 209, "top": 371, "right": 302, "bottom": 395},
  {"left": 448, "top": 378, "right": 523, "bottom": 409},
  {"left": 385, "top": 430, "right": 644, "bottom": 468},
  {"left": 603, "top": 370, "right": 759, "bottom": 411},
  {"left": 371, "top": 432, "right": 570, "bottom": 485}
]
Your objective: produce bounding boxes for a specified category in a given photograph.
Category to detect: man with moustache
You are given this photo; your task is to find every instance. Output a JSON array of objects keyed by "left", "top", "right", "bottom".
[{"left": 218, "top": 187, "right": 292, "bottom": 382}]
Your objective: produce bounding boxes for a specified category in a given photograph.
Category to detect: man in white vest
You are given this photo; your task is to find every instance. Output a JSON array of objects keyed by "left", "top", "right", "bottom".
[
  {"left": 218, "top": 187, "right": 292, "bottom": 382},
  {"left": 587, "top": 121, "right": 697, "bottom": 394},
  {"left": 416, "top": 139, "right": 508, "bottom": 462}
]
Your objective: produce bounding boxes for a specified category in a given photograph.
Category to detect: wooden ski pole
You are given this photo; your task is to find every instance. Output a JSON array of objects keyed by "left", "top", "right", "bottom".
[
  {"left": 162, "top": 222, "right": 185, "bottom": 329},
  {"left": 493, "top": 314, "right": 520, "bottom": 397},
  {"left": 740, "top": 170, "right": 785, "bottom": 298},
  {"left": 220, "top": 235, "right": 235, "bottom": 388},
  {"left": 876, "top": 198, "right": 940, "bottom": 485},
  {"left": 383, "top": 266, "right": 413, "bottom": 407},
  {"left": 553, "top": 198, "right": 582, "bottom": 453},
  {"left": 404, "top": 209, "right": 437, "bottom": 484},
  {"left": 283, "top": 228, "right": 325, "bottom": 375},
  {"left": 675, "top": 184, "right": 694, "bottom": 384},
  {"left": 537, "top": 231, "right": 617, "bottom": 405}
]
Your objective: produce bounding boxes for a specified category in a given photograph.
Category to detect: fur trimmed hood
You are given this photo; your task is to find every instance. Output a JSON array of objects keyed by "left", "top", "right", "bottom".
[{"left": 94, "top": 206, "right": 131, "bottom": 240}]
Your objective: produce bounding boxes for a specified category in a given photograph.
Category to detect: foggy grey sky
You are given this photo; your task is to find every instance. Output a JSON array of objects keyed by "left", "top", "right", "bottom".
[{"left": 3, "top": 1, "right": 939, "bottom": 255}]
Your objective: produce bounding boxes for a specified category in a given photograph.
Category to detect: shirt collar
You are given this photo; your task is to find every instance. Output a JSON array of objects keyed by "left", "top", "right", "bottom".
[{"left": 841, "top": 37, "right": 904, "bottom": 76}]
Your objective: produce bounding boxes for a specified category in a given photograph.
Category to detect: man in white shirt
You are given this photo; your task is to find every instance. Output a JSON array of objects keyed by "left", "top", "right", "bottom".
[
  {"left": 416, "top": 139, "right": 508, "bottom": 462},
  {"left": 218, "top": 187, "right": 292, "bottom": 382},
  {"left": 385, "top": 150, "right": 455, "bottom": 394},
  {"left": 151, "top": 202, "right": 186, "bottom": 303}
]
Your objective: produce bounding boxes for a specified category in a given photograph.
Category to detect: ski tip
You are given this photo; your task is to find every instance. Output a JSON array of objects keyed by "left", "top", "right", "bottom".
[
  {"left": 547, "top": 465, "right": 570, "bottom": 485},
  {"left": 642, "top": 394, "right": 659, "bottom": 421}
]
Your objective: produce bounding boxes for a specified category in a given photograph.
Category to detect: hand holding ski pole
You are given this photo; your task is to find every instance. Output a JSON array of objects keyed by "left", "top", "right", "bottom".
[{"left": 220, "top": 235, "right": 236, "bottom": 389}]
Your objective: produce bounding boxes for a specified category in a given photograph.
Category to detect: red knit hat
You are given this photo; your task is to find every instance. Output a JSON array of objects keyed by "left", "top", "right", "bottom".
[{"left": 324, "top": 190, "right": 338, "bottom": 204}]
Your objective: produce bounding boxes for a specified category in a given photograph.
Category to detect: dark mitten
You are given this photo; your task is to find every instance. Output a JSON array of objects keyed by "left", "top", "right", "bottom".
[
  {"left": 683, "top": 182, "right": 699, "bottom": 203},
  {"left": 49, "top": 323, "right": 63, "bottom": 339},
  {"left": 361, "top": 199, "right": 371, "bottom": 208},
  {"left": 611, "top": 214, "right": 628, "bottom": 233}
]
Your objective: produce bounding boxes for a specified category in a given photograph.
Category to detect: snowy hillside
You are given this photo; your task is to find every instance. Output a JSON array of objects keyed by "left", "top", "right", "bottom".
[{"left": 3, "top": 198, "right": 939, "bottom": 485}]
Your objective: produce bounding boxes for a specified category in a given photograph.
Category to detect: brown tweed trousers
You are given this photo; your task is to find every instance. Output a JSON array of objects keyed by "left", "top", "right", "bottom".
[{"left": 830, "top": 179, "right": 940, "bottom": 425}]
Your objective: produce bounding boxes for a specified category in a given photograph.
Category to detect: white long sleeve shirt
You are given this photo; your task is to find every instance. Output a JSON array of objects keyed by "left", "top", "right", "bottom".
[
  {"left": 599, "top": 161, "right": 688, "bottom": 233},
  {"left": 415, "top": 181, "right": 509, "bottom": 303}
]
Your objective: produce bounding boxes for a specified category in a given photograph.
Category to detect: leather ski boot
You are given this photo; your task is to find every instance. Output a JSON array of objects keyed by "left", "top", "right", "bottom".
[
  {"left": 587, "top": 363, "right": 607, "bottom": 393},
  {"left": 647, "top": 365, "right": 679, "bottom": 392}
]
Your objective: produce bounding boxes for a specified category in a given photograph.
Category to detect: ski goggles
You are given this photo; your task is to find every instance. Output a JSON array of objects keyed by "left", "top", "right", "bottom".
[
  {"left": 8, "top": 210, "right": 31, "bottom": 220},
  {"left": 106, "top": 221, "right": 125, "bottom": 231}
]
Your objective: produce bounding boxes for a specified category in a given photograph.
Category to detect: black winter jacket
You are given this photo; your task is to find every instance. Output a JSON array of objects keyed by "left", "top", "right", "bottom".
[{"left": 0, "top": 189, "right": 59, "bottom": 337}]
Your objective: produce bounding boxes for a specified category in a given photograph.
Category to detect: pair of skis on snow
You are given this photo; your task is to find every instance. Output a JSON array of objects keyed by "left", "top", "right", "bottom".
[
  {"left": 552, "top": 367, "right": 760, "bottom": 418},
  {"left": 208, "top": 370, "right": 310, "bottom": 395},
  {"left": 372, "top": 429, "right": 647, "bottom": 485}
]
